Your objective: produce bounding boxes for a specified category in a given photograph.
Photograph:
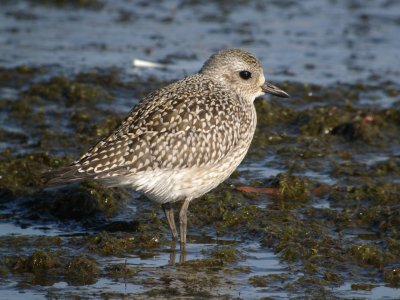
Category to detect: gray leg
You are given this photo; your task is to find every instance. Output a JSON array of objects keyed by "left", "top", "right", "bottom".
[
  {"left": 162, "top": 203, "right": 178, "bottom": 240},
  {"left": 179, "top": 198, "right": 190, "bottom": 251}
]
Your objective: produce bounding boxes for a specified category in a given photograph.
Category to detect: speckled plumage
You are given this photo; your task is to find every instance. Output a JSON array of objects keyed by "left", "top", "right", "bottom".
[{"left": 44, "top": 48, "right": 289, "bottom": 248}]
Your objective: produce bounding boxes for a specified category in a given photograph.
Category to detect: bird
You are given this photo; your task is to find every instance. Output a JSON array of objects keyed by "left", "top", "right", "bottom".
[{"left": 43, "top": 49, "right": 289, "bottom": 250}]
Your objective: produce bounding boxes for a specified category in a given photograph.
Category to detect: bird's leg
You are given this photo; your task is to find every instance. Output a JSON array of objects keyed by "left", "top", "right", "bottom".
[
  {"left": 162, "top": 203, "right": 178, "bottom": 240},
  {"left": 179, "top": 198, "right": 190, "bottom": 251},
  {"left": 168, "top": 243, "right": 177, "bottom": 265}
]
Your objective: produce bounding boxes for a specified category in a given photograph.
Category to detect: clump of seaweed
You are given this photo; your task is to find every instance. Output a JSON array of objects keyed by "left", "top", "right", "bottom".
[
  {"left": 384, "top": 267, "right": 400, "bottom": 287},
  {"left": 8, "top": 249, "right": 61, "bottom": 273},
  {"left": 65, "top": 255, "right": 100, "bottom": 285},
  {"left": 23, "top": 76, "right": 113, "bottom": 107},
  {"left": 0, "top": 151, "right": 70, "bottom": 196}
]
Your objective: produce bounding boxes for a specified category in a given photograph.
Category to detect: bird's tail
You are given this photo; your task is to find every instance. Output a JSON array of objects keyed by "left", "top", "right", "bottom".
[{"left": 42, "top": 165, "right": 91, "bottom": 186}]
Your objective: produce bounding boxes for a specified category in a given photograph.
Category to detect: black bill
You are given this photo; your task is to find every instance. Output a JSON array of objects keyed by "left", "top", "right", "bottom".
[{"left": 261, "top": 82, "right": 289, "bottom": 98}]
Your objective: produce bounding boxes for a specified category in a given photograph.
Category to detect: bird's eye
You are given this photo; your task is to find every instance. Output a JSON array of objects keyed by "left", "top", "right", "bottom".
[{"left": 239, "top": 70, "right": 252, "bottom": 80}]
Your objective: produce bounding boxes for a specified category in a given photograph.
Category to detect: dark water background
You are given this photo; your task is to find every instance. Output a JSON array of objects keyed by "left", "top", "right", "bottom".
[
  {"left": 2, "top": 0, "right": 400, "bottom": 85},
  {"left": 0, "top": 0, "right": 400, "bottom": 299}
]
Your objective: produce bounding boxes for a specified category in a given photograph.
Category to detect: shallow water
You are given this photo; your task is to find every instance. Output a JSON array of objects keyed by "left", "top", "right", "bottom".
[
  {"left": 1, "top": 0, "right": 400, "bottom": 299},
  {"left": 1, "top": 0, "right": 400, "bottom": 85}
]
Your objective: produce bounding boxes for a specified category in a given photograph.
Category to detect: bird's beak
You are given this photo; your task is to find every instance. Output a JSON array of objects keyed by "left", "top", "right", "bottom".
[{"left": 261, "top": 81, "right": 289, "bottom": 98}]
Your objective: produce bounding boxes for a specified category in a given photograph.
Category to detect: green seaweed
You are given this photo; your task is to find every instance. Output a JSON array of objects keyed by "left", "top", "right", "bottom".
[
  {"left": 8, "top": 249, "right": 61, "bottom": 273},
  {"left": 209, "top": 246, "right": 242, "bottom": 264},
  {"left": 23, "top": 76, "right": 113, "bottom": 107},
  {"left": 65, "top": 255, "right": 99, "bottom": 285},
  {"left": 0, "top": 66, "right": 46, "bottom": 87},
  {"left": 22, "top": 181, "right": 129, "bottom": 223},
  {"left": 275, "top": 173, "right": 310, "bottom": 204},
  {"left": 105, "top": 263, "right": 136, "bottom": 278},
  {"left": 351, "top": 283, "right": 377, "bottom": 291},
  {"left": 249, "top": 275, "right": 268, "bottom": 287},
  {"left": 86, "top": 231, "right": 136, "bottom": 256},
  {"left": 0, "top": 151, "right": 71, "bottom": 195},
  {"left": 348, "top": 244, "right": 395, "bottom": 268},
  {"left": 384, "top": 267, "right": 400, "bottom": 287}
]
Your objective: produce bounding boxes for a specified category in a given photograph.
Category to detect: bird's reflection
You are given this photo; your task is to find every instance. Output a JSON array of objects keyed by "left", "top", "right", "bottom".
[{"left": 167, "top": 241, "right": 187, "bottom": 264}]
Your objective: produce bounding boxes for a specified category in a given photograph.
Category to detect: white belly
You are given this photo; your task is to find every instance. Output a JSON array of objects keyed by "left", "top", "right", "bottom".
[{"left": 103, "top": 145, "right": 250, "bottom": 203}]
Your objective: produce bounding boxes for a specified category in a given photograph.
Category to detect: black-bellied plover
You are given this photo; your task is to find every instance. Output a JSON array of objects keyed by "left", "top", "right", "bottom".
[{"left": 44, "top": 49, "right": 289, "bottom": 250}]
